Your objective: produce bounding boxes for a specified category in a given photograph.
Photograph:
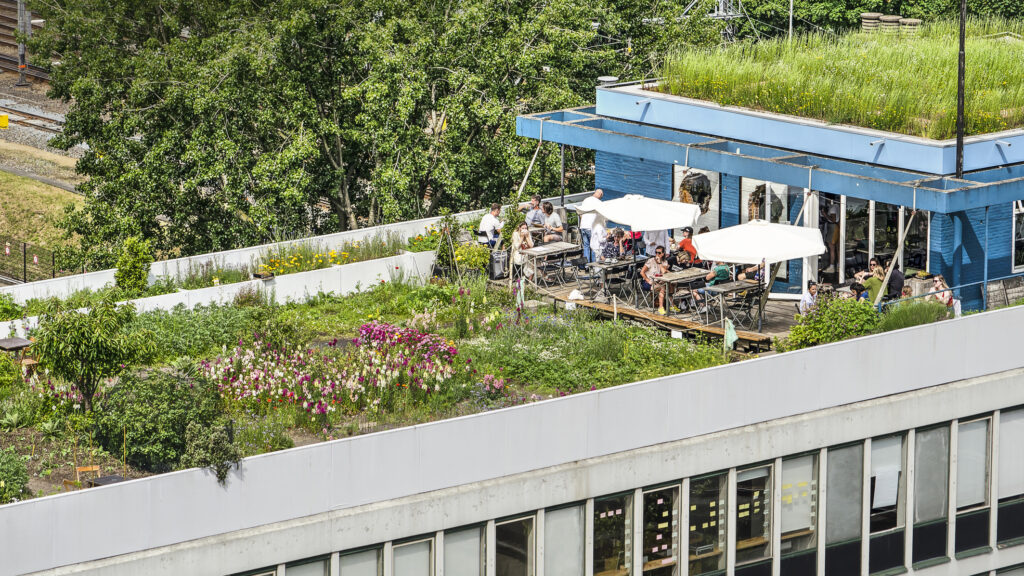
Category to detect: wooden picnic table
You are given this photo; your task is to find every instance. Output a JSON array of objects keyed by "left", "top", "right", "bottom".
[
  {"left": 587, "top": 256, "right": 649, "bottom": 304},
  {"left": 0, "top": 337, "right": 32, "bottom": 352},
  {"left": 703, "top": 279, "right": 759, "bottom": 328}
]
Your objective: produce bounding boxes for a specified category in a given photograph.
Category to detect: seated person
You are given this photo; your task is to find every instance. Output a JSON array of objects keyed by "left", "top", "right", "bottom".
[
  {"left": 478, "top": 203, "right": 504, "bottom": 247},
  {"left": 925, "top": 274, "right": 954, "bottom": 307},
  {"left": 521, "top": 195, "right": 545, "bottom": 227},
  {"left": 886, "top": 261, "right": 905, "bottom": 301},
  {"left": 510, "top": 222, "right": 535, "bottom": 280},
  {"left": 798, "top": 281, "right": 818, "bottom": 314},
  {"left": 853, "top": 257, "right": 881, "bottom": 283},
  {"left": 677, "top": 227, "right": 700, "bottom": 265},
  {"left": 668, "top": 250, "right": 691, "bottom": 270},
  {"left": 863, "top": 265, "right": 886, "bottom": 303},
  {"left": 640, "top": 245, "right": 673, "bottom": 315},
  {"left": 601, "top": 228, "right": 628, "bottom": 260},
  {"left": 737, "top": 262, "right": 765, "bottom": 282},
  {"left": 541, "top": 202, "right": 563, "bottom": 242},
  {"left": 849, "top": 282, "right": 868, "bottom": 301},
  {"left": 693, "top": 261, "right": 731, "bottom": 305}
]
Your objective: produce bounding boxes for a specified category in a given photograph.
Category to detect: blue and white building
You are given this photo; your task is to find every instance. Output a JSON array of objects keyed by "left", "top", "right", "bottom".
[{"left": 516, "top": 81, "right": 1024, "bottom": 305}]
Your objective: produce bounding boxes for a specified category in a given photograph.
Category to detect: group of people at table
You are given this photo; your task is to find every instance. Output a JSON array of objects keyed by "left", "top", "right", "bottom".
[{"left": 799, "top": 256, "right": 955, "bottom": 314}]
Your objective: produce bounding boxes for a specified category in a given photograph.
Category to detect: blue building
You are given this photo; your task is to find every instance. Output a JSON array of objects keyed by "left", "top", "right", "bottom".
[{"left": 517, "top": 81, "right": 1024, "bottom": 307}]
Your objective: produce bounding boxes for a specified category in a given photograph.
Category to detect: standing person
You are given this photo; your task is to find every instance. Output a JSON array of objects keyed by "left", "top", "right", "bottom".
[
  {"left": 510, "top": 221, "right": 535, "bottom": 281},
  {"left": 522, "top": 195, "right": 545, "bottom": 227},
  {"left": 579, "top": 189, "right": 603, "bottom": 262},
  {"left": 590, "top": 214, "right": 607, "bottom": 262},
  {"left": 640, "top": 246, "right": 672, "bottom": 315},
  {"left": 643, "top": 229, "right": 670, "bottom": 258},
  {"left": 478, "top": 203, "right": 504, "bottom": 248},
  {"left": 541, "top": 202, "right": 563, "bottom": 242},
  {"left": 886, "top": 260, "right": 905, "bottom": 301},
  {"left": 799, "top": 281, "right": 818, "bottom": 314}
]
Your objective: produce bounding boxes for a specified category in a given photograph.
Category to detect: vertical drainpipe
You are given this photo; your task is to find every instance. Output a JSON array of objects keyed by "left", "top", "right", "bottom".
[
  {"left": 953, "top": 212, "right": 963, "bottom": 293},
  {"left": 983, "top": 206, "right": 989, "bottom": 309}
]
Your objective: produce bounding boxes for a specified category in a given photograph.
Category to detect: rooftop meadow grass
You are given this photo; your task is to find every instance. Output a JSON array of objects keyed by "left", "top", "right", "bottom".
[{"left": 658, "top": 18, "right": 1024, "bottom": 139}]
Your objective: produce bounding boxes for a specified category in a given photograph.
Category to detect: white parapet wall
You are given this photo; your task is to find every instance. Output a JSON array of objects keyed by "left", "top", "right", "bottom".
[
  {"left": 0, "top": 191, "right": 590, "bottom": 305},
  {"left": 4, "top": 303, "right": 1024, "bottom": 576},
  {"left": 0, "top": 251, "right": 436, "bottom": 338}
]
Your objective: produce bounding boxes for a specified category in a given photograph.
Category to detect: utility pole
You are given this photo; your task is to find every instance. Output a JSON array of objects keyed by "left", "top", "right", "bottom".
[
  {"left": 955, "top": 0, "right": 967, "bottom": 178},
  {"left": 15, "top": 0, "right": 29, "bottom": 87}
]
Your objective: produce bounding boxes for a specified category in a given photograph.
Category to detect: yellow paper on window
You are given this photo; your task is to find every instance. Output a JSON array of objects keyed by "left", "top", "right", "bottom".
[
  {"left": 710, "top": 511, "right": 716, "bottom": 517},
  {"left": 658, "top": 522, "right": 669, "bottom": 529},
  {"left": 663, "top": 511, "right": 669, "bottom": 517},
  {"left": 739, "top": 503, "right": 750, "bottom": 510},
  {"left": 710, "top": 501, "right": 716, "bottom": 507},
  {"left": 754, "top": 491, "right": 760, "bottom": 498},
  {"left": 690, "top": 505, "right": 697, "bottom": 511},
  {"left": 702, "top": 522, "right": 709, "bottom": 529},
  {"left": 739, "top": 511, "right": 749, "bottom": 518},
  {"left": 690, "top": 526, "right": 696, "bottom": 532},
  {"left": 710, "top": 521, "right": 716, "bottom": 527}
]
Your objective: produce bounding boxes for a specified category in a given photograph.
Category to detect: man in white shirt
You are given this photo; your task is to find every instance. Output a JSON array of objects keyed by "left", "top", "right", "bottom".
[
  {"left": 579, "top": 188, "right": 603, "bottom": 262},
  {"left": 478, "top": 203, "right": 503, "bottom": 248},
  {"left": 643, "top": 229, "right": 670, "bottom": 257}
]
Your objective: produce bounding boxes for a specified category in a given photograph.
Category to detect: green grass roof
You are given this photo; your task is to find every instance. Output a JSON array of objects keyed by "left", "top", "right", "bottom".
[{"left": 658, "top": 19, "right": 1024, "bottom": 140}]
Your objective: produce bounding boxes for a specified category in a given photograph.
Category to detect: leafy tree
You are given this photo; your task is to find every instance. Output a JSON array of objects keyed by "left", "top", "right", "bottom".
[
  {"left": 33, "top": 298, "right": 154, "bottom": 411},
  {"left": 114, "top": 236, "right": 153, "bottom": 297}
]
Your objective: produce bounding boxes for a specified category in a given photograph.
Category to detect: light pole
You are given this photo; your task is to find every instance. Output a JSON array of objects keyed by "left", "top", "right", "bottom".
[
  {"left": 955, "top": 0, "right": 967, "bottom": 178},
  {"left": 15, "top": 0, "right": 30, "bottom": 87}
]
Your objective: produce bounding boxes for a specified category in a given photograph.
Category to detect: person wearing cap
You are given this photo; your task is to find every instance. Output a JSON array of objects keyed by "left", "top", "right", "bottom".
[
  {"left": 677, "top": 227, "right": 699, "bottom": 265},
  {"left": 799, "top": 281, "right": 819, "bottom": 314}
]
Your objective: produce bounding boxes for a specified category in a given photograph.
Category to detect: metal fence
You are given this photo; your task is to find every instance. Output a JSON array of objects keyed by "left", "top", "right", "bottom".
[
  {"left": 0, "top": 236, "right": 84, "bottom": 284},
  {"left": 878, "top": 271, "right": 1024, "bottom": 314}
]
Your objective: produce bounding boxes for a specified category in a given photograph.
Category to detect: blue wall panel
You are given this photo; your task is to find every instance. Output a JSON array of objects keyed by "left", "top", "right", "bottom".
[
  {"left": 721, "top": 174, "right": 740, "bottom": 228},
  {"left": 594, "top": 151, "right": 672, "bottom": 200}
]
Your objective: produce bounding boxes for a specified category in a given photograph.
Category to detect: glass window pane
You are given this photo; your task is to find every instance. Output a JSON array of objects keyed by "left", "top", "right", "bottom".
[
  {"left": 545, "top": 506, "right": 584, "bottom": 576},
  {"left": 445, "top": 527, "right": 483, "bottom": 576},
  {"left": 818, "top": 193, "right": 842, "bottom": 285},
  {"left": 675, "top": 167, "right": 719, "bottom": 234},
  {"left": 903, "top": 210, "right": 929, "bottom": 275},
  {"left": 957, "top": 419, "right": 990, "bottom": 510},
  {"left": 643, "top": 487, "right": 679, "bottom": 575},
  {"left": 340, "top": 549, "right": 381, "bottom": 576},
  {"left": 781, "top": 455, "right": 818, "bottom": 554},
  {"left": 689, "top": 474, "right": 727, "bottom": 576},
  {"left": 914, "top": 426, "right": 949, "bottom": 523},
  {"left": 394, "top": 540, "right": 432, "bottom": 576},
  {"left": 844, "top": 198, "right": 870, "bottom": 280},
  {"left": 740, "top": 179, "right": 766, "bottom": 224},
  {"left": 287, "top": 559, "right": 328, "bottom": 576},
  {"left": 735, "top": 466, "right": 772, "bottom": 564},
  {"left": 873, "top": 201, "right": 900, "bottom": 269},
  {"left": 870, "top": 435, "right": 905, "bottom": 533},
  {"left": 827, "top": 444, "right": 863, "bottom": 544},
  {"left": 496, "top": 517, "right": 534, "bottom": 576},
  {"left": 595, "top": 495, "right": 632, "bottom": 576},
  {"left": 999, "top": 408, "right": 1024, "bottom": 499}
]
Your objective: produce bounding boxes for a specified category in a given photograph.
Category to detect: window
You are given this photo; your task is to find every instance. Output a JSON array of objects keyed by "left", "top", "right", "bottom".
[
  {"left": 445, "top": 527, "right": 484, "bottom": 576},
  {"left": 844, "top": 198, "right": 870, "bottom": 279},
  {"left": 956, "top": 418, "right": 992, "bottom": 553},
  {"left": 873, "top": 202, "right": 900, "bottom": 267},
  {"left": 340, "top": 548, "right": 381, "bottom": 576},
  {"left": 869, "top": 435, "right": 906, "bottom": 574},
  {"left": 903, "top": 209, "right": 930, "bottom": 275},
  {"left": 545, "top": 506, "right": 585, "bottom": 576},
  {"left": 688, "top": 474, "right": 726, "bottom": 576},
  {"left": 674, "top": 166, "right": 720, "bottom": 234},
  {"left": 286, "top": 558, "right": 329, "bottom": 576},
  {"left": 780, "top": 455, "right": 818, "bottom": 576},
  {"left": 999, "top": 408, "right": 1024, "bottom": 543},
  {"left": 1014, "top": 201, "right": 1024, "bottom": 271},
  {"left": 642, "top": 486, "right": 679, "bottom": 575},
  {"left": 393, "top": 539, "right": 433, "bottom": 576},
  {"left": 595, "top": 494, "right": 632, "bottom": 576},
  {"left": 735, "top": 466, "right": 772, "bottom": 566},
  {"left": 496, "top": 516, "right": 535, "bottom": 576},
  {"left": 913, "top": 426, "right": 949, "bottom": 564},
  {"left": 826, "top": 444, "right": 863, "bottom": 576}
]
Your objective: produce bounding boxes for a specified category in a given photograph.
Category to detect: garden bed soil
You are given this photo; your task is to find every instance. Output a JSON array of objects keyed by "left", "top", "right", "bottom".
[{"left": 2, "top": 428, "right": 150, "bottom": 498}]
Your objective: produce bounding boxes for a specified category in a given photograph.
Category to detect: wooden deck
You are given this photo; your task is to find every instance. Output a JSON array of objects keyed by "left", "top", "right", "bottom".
[{"left": 527, "top": 282, "right": 800, "bottom": 352}]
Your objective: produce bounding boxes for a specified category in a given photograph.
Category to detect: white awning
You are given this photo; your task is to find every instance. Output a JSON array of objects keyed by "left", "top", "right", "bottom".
[
  {"left": 691, "top": 220, "right": 826, "bottom": 265},
  {"left": 578, "top": 194, "right": 700, "bottom": 232}
]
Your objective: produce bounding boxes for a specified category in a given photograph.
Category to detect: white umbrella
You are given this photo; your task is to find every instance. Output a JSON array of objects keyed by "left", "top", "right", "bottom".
[
  {"left": 578, "top": 194, "right": 701, "bottom": 232},
  {"left": 691, "top": 220, "right": 826, "bottom": 264}
]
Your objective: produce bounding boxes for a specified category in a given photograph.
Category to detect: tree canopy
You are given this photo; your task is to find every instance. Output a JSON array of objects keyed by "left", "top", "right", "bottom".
[{"left": 30, "top": 0, "right": 723, "bottom": 265}]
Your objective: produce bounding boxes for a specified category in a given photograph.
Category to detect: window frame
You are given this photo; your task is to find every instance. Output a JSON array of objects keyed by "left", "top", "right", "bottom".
[{"left": 1013, "top": 200, "right": 1024, "bottom": 272}]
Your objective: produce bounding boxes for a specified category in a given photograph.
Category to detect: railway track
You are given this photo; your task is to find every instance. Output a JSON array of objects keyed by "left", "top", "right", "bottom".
[
  {"left": 0, "top": 103, "right": 61, "bottom": 133},
  {"left": 0, "top": 52, "right": 48, "bottom": 81}
]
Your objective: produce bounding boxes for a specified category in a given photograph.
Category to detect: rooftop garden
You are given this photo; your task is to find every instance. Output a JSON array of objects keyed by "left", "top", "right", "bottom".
[{"left": 657, "top": 18, "right": 1024, "bottom": 139}]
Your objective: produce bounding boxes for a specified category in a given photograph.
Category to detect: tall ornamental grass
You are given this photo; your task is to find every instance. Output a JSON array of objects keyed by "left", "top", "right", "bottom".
[{"left": 659, "top": 18, "right": 1024, "bottom": 139}]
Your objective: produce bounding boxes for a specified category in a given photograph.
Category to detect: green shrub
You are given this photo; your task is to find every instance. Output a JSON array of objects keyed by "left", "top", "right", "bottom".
[
  {"left": 95, "top": 370, "right": 224, "bottom": 472},
  {"left": 454, "top": 242, "right": 490, "bottom": 272},
  {"left": 781, "top": 295, "right": 881, "bottom": 351},
  {"left": 129, "top": 304, "right": 263, "bottom": 363},
  {"left": 0, "top": 293, "right": 21, "bottom": 322},
  {"left": 0, "top": 354, "right": 19, "bottom": 396},
  {"left": 0, "top": 447, "right": 29, "bottom": 503},
  {"left": 877, "top": 301, "right": 950, "bottom": 333},
  {"left": 115, "top": 236, "right": 153, "bottom": 297},
  {"left": 180, "top": 419, "right": 241, "bottom": 484}
]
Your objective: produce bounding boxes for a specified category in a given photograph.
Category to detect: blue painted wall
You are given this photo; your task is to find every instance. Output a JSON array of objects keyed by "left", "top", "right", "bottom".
[
  {"left": 930, "top": 205, "right": 1014, "bottom": 309},
  {"left": 595, "top": 151, "right": 672, "bottom": 200},
  {"left": 721, "top": 174, "right": 740, "bottom": 228}
]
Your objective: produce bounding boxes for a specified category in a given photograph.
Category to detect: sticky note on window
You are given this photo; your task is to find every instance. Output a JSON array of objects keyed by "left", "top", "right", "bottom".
[
  {"left": 616, "top": 509, "right": 622, "bottom": 515},
  {"left": 690, "top": 526, "right": 696, "bottom": 532},
  {"left": 710, "top": 511, "right": 716, "bottom": 517},
  {"left": 658, "top": 522, "right": 669, "bottom": 529},
  {"left": 600, "top": 512, "right": 607, "bottom": 518},
  {"left": 754, "top": 491, "right": 760, "bottom": 498},
  {"left": 656, "top": 534, "right": 663, "bottom": 540},
  {"left": 663, "top": 511, "right": 669, "bottom": 517},
  {"left": 782, "top": 484, "right": 792, "bottom": 490},
  {"left": 652, "top": 547, "right": 659, "bottom": 553},
  {"left": 710, "top": 521, "right": 716, "bottom": 527},
  {"left": 739, "top": 503, "right": 750, "bottom": 510},
  {"left": 702, "top": 522, "right": 709, "bottom": 529},
  {"left": 690, "top": 505, "right": 697, "bottom": 511},
  {"left": 739, "top": 511, "right": 750, "bottom": 518},
  {"left": 657, "top": 498, "right": 664, "bottom": 505},
  {"left": 661, "top": 544, "right": 668, "bottom": 551},
  {"left": 710, "top": 501, "right": 717, "bottom": 507}
]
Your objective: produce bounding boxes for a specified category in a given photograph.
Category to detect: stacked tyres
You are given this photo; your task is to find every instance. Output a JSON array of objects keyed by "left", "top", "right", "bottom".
[
  {"left": 860, "top": 13, "right": 881, "bottom": 33},
  {"left": 488, "top": 250, "right": 509, "bottom": 280}
]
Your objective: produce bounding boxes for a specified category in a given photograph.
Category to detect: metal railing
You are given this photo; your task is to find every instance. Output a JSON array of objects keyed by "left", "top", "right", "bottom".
[
  {"left": 0, "top": 236, "right": 84, "bottom": 284},
  {"left": 878, "top": 271, "right": 1024, "bottom": 314}
]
